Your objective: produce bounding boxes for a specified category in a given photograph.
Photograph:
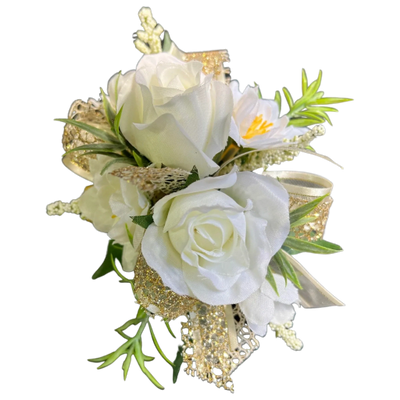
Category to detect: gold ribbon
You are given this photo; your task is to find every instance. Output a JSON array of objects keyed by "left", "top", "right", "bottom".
[{"left": 264, "top": 170, "right": 334, "bottom": 243}]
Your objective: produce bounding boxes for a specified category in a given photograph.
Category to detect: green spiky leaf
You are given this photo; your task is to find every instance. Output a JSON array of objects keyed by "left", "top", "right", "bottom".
[
  {"left": 274, "top": 90, "right": 281, "bottom": 114},
  {"left": 273, "top": 250, "right": 302, "bottom": 289},
  {"left": 172, "top": 346, "right": 183, "bottom": 384},
  {"left": 284, "top": 237, "right": 343, "bottom": 254},
  {"left": 55, "top": 118, "right": 119, "bottom": 144},
  {"left": 313, "top": 97, "right": 353, "bottom": 105},
  {"left": 266, "top": 265, "right": 279, "bottom": 295},
  {"left": 63, "top": 143, "right": 125, "bottom": 157},
  {"left": 282, "top": 87, "right": 294, "bottom": 108},
  {"left": 289, "top": 194, "right": 328, "bottom": 225}
]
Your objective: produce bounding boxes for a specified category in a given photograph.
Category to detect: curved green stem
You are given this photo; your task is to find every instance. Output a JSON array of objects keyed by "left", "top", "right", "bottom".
[{"left": 147, "top": 322, "right": 175, "bottom": 367}]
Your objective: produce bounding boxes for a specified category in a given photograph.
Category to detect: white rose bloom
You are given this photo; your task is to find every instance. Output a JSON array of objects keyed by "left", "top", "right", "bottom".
[
  {"left": 240, "top": 275, "right": 299, "bottom": 336},
  {"left": 229, "top": 80, "right": 306, "bottom": 150},
  {"left": 141, "top": 171, "right": 290, "bottom": 307},
  {"left": 107, "top": 53, "right": 234, "bottom": 177},
  {"left": 78, "top": 156, "right": 150, "bottom": 271}
]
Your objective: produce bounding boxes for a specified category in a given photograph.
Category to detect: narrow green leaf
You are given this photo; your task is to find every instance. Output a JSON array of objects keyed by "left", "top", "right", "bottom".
[
  {"left": 273, "top": 250, "right": 302, "bottom": 289},
  {"left": 164, "top": 320, "right": 176, "bottom": 338},
  {"left": 114, "top": 71, "right": 122, "bottom": 107},
  {"left": 184, "top": 166, "right": 200, "bottom": 188},
  {"left": 313, "top": 97, "right": 353, "bottom": 105},
  {"left": 55, "top": 118, "right": 119, "bottom": 144},
  {"left": 266, "top": 265, "right": 279, "bottom": 296},
  {"left": 92, "top": 240, "right": 123, "bottom": 279},
  {"left": 78, "top": 151, "right": 125, "bottom": 159},
  {"left": 287, "top": 118, "right": 321, "bottom": 127},
  {"left": 162, "top": 30, "right": 172, "bottom": 52},
  {"left": 148, "top": 322, "right": 174, "bottom": 367},
  {"left": 100, "top": 87, "right": 116, "bottom": 128},
  {"left": 308, "top": 106, "right": 338, "bottom": 113},
  {"left": 306, "top": 70, "right": 323, "bottom": 97},
  {"left": 290, "top": 194, "right": 328, "bottom": 225},
  {"left": 282, "top": 87, "right": 294, "bottom": 108},
  {"left": 301, "top": 69, "right": 308, "bottom": 95},
  {"left": 274, "top": 90, "right": 281, "bottom": 114},
  {"left": 63, "top": 143, "right": 125, "bottom": 156},
  {"left": 125, "top": 224, "right": 134, "bottom": 246},
  {"left": 100, "top": 157, "right": 136, "bottom": 175},
  {"left": 131, "top": 214, "right": 154, "bottom": 229},
  {"left": 113, "top": 105, "right": 130, "bottom": 147},
  {"left": 122, "top": 345, "right": 134, "bottom": 380},
  {"left": 131, "top": 148, "right": 144, "bottom": 167},
  {"left": 290, "top": 216, "right": 318, "bottom": 228},
  {"left": 284, "top": 237, "right": 343, "bottom": 254},
  {"left": 296, "top": 111, "right": 325, "bottom": 123},
  {"left": 254, "top": 82, "right": 262, "bottom": 99}
]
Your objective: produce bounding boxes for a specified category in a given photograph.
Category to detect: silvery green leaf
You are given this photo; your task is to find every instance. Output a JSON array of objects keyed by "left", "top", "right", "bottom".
[
  {"left": 289, "top": 194, "right": 328, "bottom": 225},
  {"left": 284, "top": 237, "right": 343, "bottom": 254},
  {"left": 266, "top": 265, "right": 279, "bottom": 295},
  {"left": 55, "top": 118, "right": 119, "bottom": 144},
  {"left": 273, "top": 250, "right": 302, "bottom": 289}
]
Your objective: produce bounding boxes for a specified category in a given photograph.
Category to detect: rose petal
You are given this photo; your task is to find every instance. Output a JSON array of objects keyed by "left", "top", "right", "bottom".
[{"left": 141, "top": 224, "right": 191, "bottom": 296}]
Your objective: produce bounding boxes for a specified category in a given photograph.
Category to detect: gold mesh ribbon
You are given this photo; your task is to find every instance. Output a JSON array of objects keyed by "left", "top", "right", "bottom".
[
  {"left": 175, "top": 48, "right": 230, "bottom": 83},
  {"left": 264, "top": 171, "right": 333, "bottom": 241},
  {"left": 134, "top": 256, "right": 259, "bottom": 392},
  {"left": 62, "top": 98, "right": 110, "bottom": 181}
]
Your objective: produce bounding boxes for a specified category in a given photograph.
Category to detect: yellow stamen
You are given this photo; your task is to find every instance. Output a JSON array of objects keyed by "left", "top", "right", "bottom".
[
  {"left": 111, "top": 215, "right": 117, "bottom": 219},
  {"left": 242, "top": 114, "right": 273, "bottom": 140}
]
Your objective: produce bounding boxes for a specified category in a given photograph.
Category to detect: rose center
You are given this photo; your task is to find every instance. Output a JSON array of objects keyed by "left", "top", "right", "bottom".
[{"left": 242, "top": 114, "right": 273, "bottom": 139}]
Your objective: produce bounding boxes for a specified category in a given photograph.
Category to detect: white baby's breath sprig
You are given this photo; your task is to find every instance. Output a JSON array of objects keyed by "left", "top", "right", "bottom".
[
  {"left": 269, "top": 321, "right": 303, "bottom": 351},
  {"left": 133, "top": 7, "right": 164, "bottom": 54},
  {"left": 46, "top": 199, "right": 80, "bottom": 216}
]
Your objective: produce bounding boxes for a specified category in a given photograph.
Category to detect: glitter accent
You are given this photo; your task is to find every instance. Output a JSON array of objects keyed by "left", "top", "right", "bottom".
[
  {"left": 182, "top": 50, "right": 231, "bottom": 83},
  {"left": 62, "top": 99, "right": 109, "bottom": 177},
  {"left": 289, "top": 195, "right": 333, "bottom": 241},
  {"left": 269, "top": 321, "right": 303, "bottom": 351},
  {"left": 110, "top": 165, "right": 190, "bottom": 203},
  {"left": 134, "top": 255, "right": 260, "bottom": 392},
  {"left": 182, "top": 304, "right": 234, "bottom": 392},
  {"left": 134, "top": 254, "right": 198, "bottom": 320}
]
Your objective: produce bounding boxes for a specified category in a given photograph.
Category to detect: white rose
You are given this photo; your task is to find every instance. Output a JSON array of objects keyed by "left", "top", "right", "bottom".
[
  {"left": 78, "top": 156, "right": 150, "bottom": 271},
  {"left": 229, "top": 80, "right": 306, "bottom": 150},
  {"left": 141, "top": 171, "right": 290, "bottom": 306},
  {"left": 240, "top": 275, "right": 299, "bottom": 336},
  {"left": 107, "top": 53, "right": 234, "bottom": 177}
]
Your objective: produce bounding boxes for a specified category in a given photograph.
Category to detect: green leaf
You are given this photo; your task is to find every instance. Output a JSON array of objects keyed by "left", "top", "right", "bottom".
[
  {"left": 287, "top": 117, "right": 321, "bottom": 127},
  {"left": 308, "top": 106, "right": 338, "bottom": 113},
  {"left": 172, "top": 346, "right": 183, "bottom": 384},
  {"left": 282, "top": 87, "right": 294, "bottom": 108},
  {"left": 148, "top": 322, "right": 174, "bottom": 367},
  {"left": 125, "top": 224, "right": 134, "bottom": 246},
  {"left": 55, "top": 118, "right": 119, "bottom": 144},
  {"left": 100, "top": 87, "right": 116, "bottom": 128},
  {"left": 290, "top": 216, "right": 318, "bottom": 228},
  {"left": 305, "top": 70, "right": 322, "bottom": 97},
  {"left": 313, "top": 97, "right": 353, "bottom": 105},
  {"left": 63, "top": 143, "right": 125, "bottom": 156},
  {"left": 131, "top": 148, "right": 144, "bottom": 167},
  {"left": 77, "top": 151, "right": 125, "bottom": 159},
  {"left": 274, "top": 90, "right": 281, "bottom": 114},
  {"left": 164, "top": 320, "right": 176, "bottom": 338},
  {"left": 289, "top": 194, "right": 328, "bottom": 225},
  {"left": 100, "top": 157, "right": 136, "bottom": 175},
  {"left": 273, "top": 250, "right": 302, "bottom": 289},
  {"left": 92, "top": 240, "right": 123, "bottom": 279},
  {"left": 301, "top": 69, "right": 308, "bottom": 95},
  {"left": 184, "top": 166, "right": 200, "bottom": 188},
  {"left": 131, "top": 214, "right": 154, "bottom": 229},
  {"left": 266, "top": 265, "right": 279, "bottom": 296},
  {"left": 114, "top": 71, "right": 122, "bottom": 107},
  {"left": 254, "top": 82, "right": 262, "bottom": 99},
  {"left": 162, "top": 30, "right": 172, "bottom": 52},
  {"left": 284, "top": 237, "right": 343, "bottom": 254},
  {"left": 113, "top": 105, "right": 130, "bottom": 148},
  {"left": 296, "top": 111, "right": 325, "bottom": 123}
]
